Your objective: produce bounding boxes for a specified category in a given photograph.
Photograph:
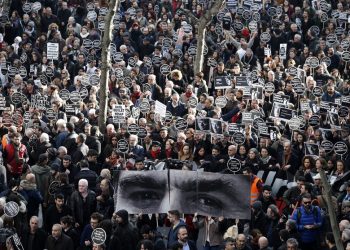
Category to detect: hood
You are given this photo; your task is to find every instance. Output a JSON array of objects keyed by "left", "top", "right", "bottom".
[
  {"left": 20, "top": 180, "right": 37, "bottom": 190},
  {"left": 116, "top": 209, "right": 129, "bottom": 224},
  {"left": 31, "top": 164, "right": 51, "bottom": 175}
]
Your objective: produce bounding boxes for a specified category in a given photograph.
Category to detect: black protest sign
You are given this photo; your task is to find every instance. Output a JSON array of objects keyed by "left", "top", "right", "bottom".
[
  {"left": 160, "top": 64, "right": 171, "bottom": 76},
  {"left": 222, "top": 15, "right": 232, "bottom": 30},
  {"left": 128, "top": 124, "right": 139, "bottom": 135},
  {"left": 232, "top": 132, "right": 245, "bottom": 145},
  {"left": 265, "top": 82, "right": 275, "bottom": 95},
  {"left": 188, "top": 96, "right": 198, "bottom": 108},
  {"left": 268, "top": 127, "right": 279, "bottom": 141},
  {"left": 278, "top": 107, "right": 294, "bottom": 120},
  {"left": 273, "top": 94, "right": 290, "bottom": 105},
  {"left": 253, "top": 117, "right": 265, "bottom": 130},
  {"left": 92, "top": 228, "right": 107, "bottom": 245},
  {"left": 69, "top": 91, "right": 81, "bottom": 103},
  {"left": 175, "top": 118, "right": 188, "bottom": 131},
  {"left": 228, "top": 123, "right": 239, "bottom": 135},
  {"left": 49, "top": 181, "right": 61, "bottom": 195},
  {"left": 11, "top": 92, "right": 26, "bottom": 105},
  {"left": 334, "top": 141, "right": 348, "bottom": 156},
  {"left": 210, "top": 119, "right": 223, "bottom": 134},
  {"left": 321, "top": 140, "right": 334, "bottom": 154},
  {"left": 139, "top": 101, "right": 150, "bottom": 113},
  {"left": 4, "top": 201, "right": 19, "bottom": 217},
  {"left": 215, "top": 76, "right": 231, "bottom": 89},
  {"left": 195, "top": 117, "right": 210, "bottom": 132},
  {"left": 59, "top": 89, "right": 70, "bottom": 101},
  {"left": 0, "top": 96, "right": 6, "bottom": 110},
  {"left": 46, "top": 108, "right": 57, "bottom": 120},
  {"left": 138, "top": 127, "right": 148, "bottom": 139},
  {"left": 339, "top": 106, "right": 349, "bottom": 118},
  {"left": 320, "top": 101, "right": 338, "bottom": 114},
  {"left": 312, "top": 86, "right": 323, "bottom": 97},
  {"left": 236, "top": 76, "right": 249, "bottom": 87},
  {"left": 309, "top": 115, "right": 320, "bottom": 127},
  {"left": 288, "top": 117, "right": 301, "bottom": 130},
  {"left": 250, "top": 87, "right": 263, "bottom": 100},
  {"left": 328, "top": 112, "right": 340, "bottom": 128},
  {"left": 117, "top": 139, "right": 129, "bottom": 153},
  {"left": 304, "top": 143, "right": 319, "bottom": 156},
  {"left": 342, "top": 96, "right": 350, "bottom": 107},
  {"left": 227, "top": 158, "right": 241, "bottom": 173}
]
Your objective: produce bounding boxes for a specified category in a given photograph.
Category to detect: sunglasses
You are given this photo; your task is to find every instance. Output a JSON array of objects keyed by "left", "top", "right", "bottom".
[{"left": 303, "top": 201, "right": 311, "bottom": 204}]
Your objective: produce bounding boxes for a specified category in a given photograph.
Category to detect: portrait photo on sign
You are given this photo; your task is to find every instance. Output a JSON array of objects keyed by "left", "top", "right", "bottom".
[
  {"left": 327, "top": 111, "right": 340, "bottom": 128},
  {"left": 210, "top": 119, "right": 223, "bottom": 134},
  {"left": 304, "top": 142, "right": 319, "bottom": 156},
  {"left": 195, "top": 117, "right": 210, "bottom": 132},
  {"left": 114, "top": 170, "right": 251, "bottom": 219},
  {"left": 250, "top": 87, "right": 263, "bottom": 100}
]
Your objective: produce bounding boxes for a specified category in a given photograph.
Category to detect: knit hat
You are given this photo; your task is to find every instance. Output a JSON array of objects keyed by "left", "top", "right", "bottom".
[{"left": 252, "top": 200, "right": 262, "bottom": 211}]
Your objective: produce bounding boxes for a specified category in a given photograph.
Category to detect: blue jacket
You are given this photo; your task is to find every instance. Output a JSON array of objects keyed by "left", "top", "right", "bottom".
[
  {"left": 291, "top": 205, "right": 322, "bottom": 243},
  {"left": 167, "top": 219, "right": 187, "bottom": 248},
  {"left": 321, "top": 91, "right": 341, "bottom": 103}
]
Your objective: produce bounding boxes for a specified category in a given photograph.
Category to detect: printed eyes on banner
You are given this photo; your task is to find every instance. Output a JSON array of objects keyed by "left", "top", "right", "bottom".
[
  {"left": 342, "top": 51, "right": 350, "bottom": 62},
  {"left": 326, "top": 34, "right": 337, "bottom": 45},
  {"left": 260, "top": 32, "right": 271, "bottom": 43},
  {"left": 233, "top": 22, "right": 244, "bottom": 31},
  {"left": 207, "top": 58, "right": 218, "bottom": 68},
  {"left": 320, "top": 12, "right": 328, "bottom": 23},
  {"left": 242, "top": 10, "right": 251, "bottom": 20},
  {"left": 98, "top": 21, "right": 105, "bottom": 31},
  {"left": 188, "top": 46, "right": 197, "bottom": 56},
  {"left": 308, "top": 27, "right": 319, "bottom": 38},
  {"left": 160, "top": 64, "right": 171, "bottom": 76},
  {"left": 22, "top": 2, "right": 32, "bottom": 13},
  {"left": 87, "top": 2, "right": 95, "bottom": 11},
  {"left": 87, "top": 11, "right": 97, "bottom": 21}
]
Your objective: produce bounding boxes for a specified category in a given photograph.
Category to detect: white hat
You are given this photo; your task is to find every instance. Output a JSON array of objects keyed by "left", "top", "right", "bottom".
[{"left": 313, "top": 173, "right": 321, "bottom": 180}]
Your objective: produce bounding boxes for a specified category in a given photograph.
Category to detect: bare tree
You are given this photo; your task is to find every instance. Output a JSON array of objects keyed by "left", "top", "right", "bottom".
[
  {"left": 98, "top": 0, "right": 119, "bottom": 133},
  {"left": 319, "top": 169, "right": 344, "bottom": 250},
  {"left": 185, "top": 0, "right": 226, "bottom": 75}
]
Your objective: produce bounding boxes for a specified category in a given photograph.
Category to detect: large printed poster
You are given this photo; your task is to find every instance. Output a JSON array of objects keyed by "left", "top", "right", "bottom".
[{"left": 114, "top": 170, "right": 251, "bottom": 219}]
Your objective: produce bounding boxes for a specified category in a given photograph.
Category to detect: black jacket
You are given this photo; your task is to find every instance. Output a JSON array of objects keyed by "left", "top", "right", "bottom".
[
  {"left": 45, "top": 233, "right": 74, "bottom": 250},
  {"left": 21, "top": 228, "right": 47, "bottom": 250},
  {"left": 109, "top": 222, "right": 139, "bottom": 250},
  {"left": 44, "top": 204, "right": 72, "bottom": 233},
  {"left": 69, "top": 190, "right": 96, "bottom": 227}
]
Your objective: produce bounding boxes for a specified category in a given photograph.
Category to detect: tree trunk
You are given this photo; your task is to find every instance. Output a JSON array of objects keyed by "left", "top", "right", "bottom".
[
  {"left": 319, "top": 169, "right": 344, "bottom": 250},
  {"left": 193, "top": 0, "right": 225, "bottom": 75},
  {"left": 98, "top": 0, "right": 119, "bottom": 133}
]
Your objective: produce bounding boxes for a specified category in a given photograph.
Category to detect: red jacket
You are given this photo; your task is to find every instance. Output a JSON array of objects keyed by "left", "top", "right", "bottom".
[{"left": 4, "top": 143, "right": 27, "bottom": 174}]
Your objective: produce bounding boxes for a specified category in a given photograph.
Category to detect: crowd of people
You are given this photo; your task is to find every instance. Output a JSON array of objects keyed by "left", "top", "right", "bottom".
[{"left": 0, "top": 0, "right": 349, "bottom": 249}]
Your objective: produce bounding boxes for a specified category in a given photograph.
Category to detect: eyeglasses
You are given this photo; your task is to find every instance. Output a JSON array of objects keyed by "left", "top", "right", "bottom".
[{"left": 303, "top": 201, "right": 311, "bottom": 204}]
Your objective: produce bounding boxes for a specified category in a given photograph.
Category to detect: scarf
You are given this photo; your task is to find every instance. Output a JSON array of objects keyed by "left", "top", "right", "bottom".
[
  {"left": 261, "top": 156, "right": 271, "bottom": 164},
  {"left": 185, "top": 91, "right": 192, "bottom": 98},
  {"left": 150, "top": 149, "right": 160, "bottom": 159}
]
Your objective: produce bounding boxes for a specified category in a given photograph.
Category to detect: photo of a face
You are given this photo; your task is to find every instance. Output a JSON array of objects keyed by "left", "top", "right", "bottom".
[
  {"left": 210, "top": 119, "right": 223, "bottom": 134},
  {"left": 196, "top": 117, "right": 210, "bottom": 131},
  {"left": 114, "top": 170, "right": 251, "bottom": 219}
]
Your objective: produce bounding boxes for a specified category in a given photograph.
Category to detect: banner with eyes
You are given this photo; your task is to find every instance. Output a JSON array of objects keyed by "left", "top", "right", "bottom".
[{"left": 114, "top": 170, "right": 251, "bottom": 219}]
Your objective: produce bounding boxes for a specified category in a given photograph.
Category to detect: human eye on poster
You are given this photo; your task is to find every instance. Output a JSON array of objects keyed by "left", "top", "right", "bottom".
[{"left": 114, "top": 170, "right": 250, "bottom": 219}]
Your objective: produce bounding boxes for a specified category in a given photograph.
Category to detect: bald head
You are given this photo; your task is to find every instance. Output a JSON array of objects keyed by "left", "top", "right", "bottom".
[
  {"left": 26, "top": 173, "right": 36, "bottom": 183},
  {"left": 258, "top": 236, "right": 269, "bottom": 249}
]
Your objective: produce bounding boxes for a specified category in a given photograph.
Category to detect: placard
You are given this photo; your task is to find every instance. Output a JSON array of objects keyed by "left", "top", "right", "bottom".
[
  {"left": 59, "top": 89, "right": 70, "bottom": 101},
  {"left": 91, "top": 228, "right": 107, "bottom": 245},
  {"left": 127, "top": 124, "right": 139, "bottom": 135},
  {"left": 278, "top": 107, "right": 294, "bottom": 120},
  {"left": 4, "top": 201, "right": 19, "bottom": 217},
  {"left": 227, "top": 158, "right": 241, "bottom": 173},
  {"left": 273, "top": 94, "right": 290, "bottom": 105},
  {"left": 279, "top": 44, "right": 287, "bottom": 59},
  {"left": 288, "top": 117, "right": 301, "bottom": 130},
  {"left": 312, "top": 86, "right": 323, "bottom": 97},
  {"left": 309, "top": 115, "right": 320, "bottom": 127},
  {"left": 154, "top": 100, "right": 166, "bottom": 118},
  {"left": 334, "top": 141, "right": 348, "bottom": 156},
  {"left": 112, "top": 105, "right": 125, "bottom": 124},
  {"left": 49, "top": 181, "right": 61, "bottom": 195},
  {"left": 236, "top": 76, "right": 249, "bottom": 87},
  {"left": 339, "top": 106, "right": 349, "bottom": 118},
  {"left": 117, "top": 139, "right": 129, "bottom": 153},
  {"left": 47, "top": 43, "right": 59, "bottom": 60},
  {"left": 304, "top": 142, "right": 319, "bottom": 156},
  {"left": 195, "top": 117, "right": 210, "bottom": 131},
  {"left": 215, "top": 96, "right": 227, "bottom": 108},
  {"left": 320, "top": 140, "right": 334, "bottom": 154},
  {"left": 265, "top": 82, "right": 275, "bottom": 94},
  {"left": 138, "top": 127, "right": 147, "bottom": 139},
  {"left": 214, "top": 76, "right": 231, "bottom": 89},
  {"left": 232, "top": 132, "right": 245, "bottom": 144},
  {"left": 139, "top": 101, "right": 150, "bottom": 113},
  {"left": 188, "top": 96, "right": 198, "bottom": 108},
  {"left": 210, "top": 119, "right": 223, "bottom": 134},
  {"left": 175, "top": 118, "right": 188, "bottom": 131},
  {"left": 9, "top": 233, "right": 24, "bottom": 250}
]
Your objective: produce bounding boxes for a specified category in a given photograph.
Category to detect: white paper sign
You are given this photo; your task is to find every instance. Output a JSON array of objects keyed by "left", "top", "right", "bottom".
[
  {"left": 47, "top": 43, "right": 59, "bottom": 60},
  {"left": 155, "top": 100, "right": 167, "bottom": 118},
  {"left": 280, "top": 44, "right": 287, "bottom": 60}
]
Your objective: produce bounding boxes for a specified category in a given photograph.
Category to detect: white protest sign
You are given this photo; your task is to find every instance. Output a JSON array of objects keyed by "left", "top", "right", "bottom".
[
  {"left": 155, "top": 100, "right": 167, "bottom": 118},
  {"left": 47, "top": 43, "right": 59, "bottom": 60}
]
